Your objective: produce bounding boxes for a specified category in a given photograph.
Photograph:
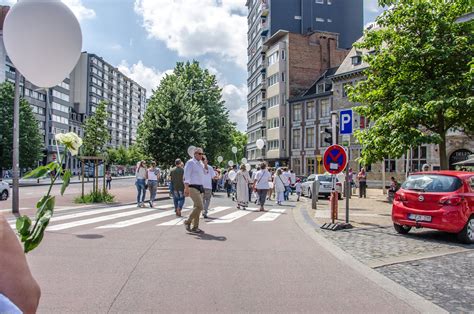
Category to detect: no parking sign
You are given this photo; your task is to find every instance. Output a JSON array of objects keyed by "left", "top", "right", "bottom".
[{"left": 323, "top": 145, "right": 348, "bottom": 174}]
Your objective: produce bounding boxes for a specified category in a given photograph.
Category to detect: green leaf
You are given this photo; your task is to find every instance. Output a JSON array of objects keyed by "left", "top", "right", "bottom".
[
  {"left": 23, "top": 166, "right": 49, "bottom": 179},
  {"left": 15, "top": 215, "right": 32, "bottom": 236},
  {"left": 46, "top": 161, "right": 62, "bottom": 173},
  {"left": 24, "top": 210, "right": 53, "bottom": 253},
  {"left": 61, "top": 170, "right": 72, "bottom": 196},
  {"left": 35, "top": 195, "right": 55, "bottom": 220}
]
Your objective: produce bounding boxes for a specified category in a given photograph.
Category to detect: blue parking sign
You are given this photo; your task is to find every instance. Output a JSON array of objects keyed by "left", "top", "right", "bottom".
[{"left": 339, "top": 109, "right": 352, "bottom": 135}]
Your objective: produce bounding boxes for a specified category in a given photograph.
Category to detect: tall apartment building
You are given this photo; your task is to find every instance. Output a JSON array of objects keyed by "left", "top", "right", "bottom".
[
  {"left": 245, "top": 0, "right": 363, "bottom": 165},
  {"left": 70, "top": 52, "right": 147, "bottom": 149}
]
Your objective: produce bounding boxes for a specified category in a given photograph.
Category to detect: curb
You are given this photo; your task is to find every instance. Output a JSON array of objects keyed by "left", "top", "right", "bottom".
[{"left": 292, "top": 205, "right": 448, "bottom": 314}]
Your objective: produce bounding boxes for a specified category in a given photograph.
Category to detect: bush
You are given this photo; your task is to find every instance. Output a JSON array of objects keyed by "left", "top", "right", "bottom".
[{"left": 74, "top": 190, "right": 115, "bottom": 204}]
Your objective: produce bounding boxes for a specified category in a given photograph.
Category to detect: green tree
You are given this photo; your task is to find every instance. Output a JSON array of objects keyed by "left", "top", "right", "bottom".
[
  {"left": 0, "top": 82, "right": 43, "bottom": 174},
  {"left": 137, "top": 72, "right": 206, "bottom": 166},
  {"left": 174, "top": 61, "right": 234, "bottom": 161},
  {"left": 82, "top": 101, "right": 110, "bottom": 157},
  {"left": 349, "top": 0, "right": 473, "bottom": 169}
]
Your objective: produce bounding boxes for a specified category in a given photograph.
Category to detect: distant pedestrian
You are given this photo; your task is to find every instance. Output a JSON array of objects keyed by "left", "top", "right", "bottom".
[
  {"left": 357, "top": 167, "right": 367, "bottom": 198},
  {"left": 422, "top": 164, "right": 430, "bottom": 172},
  {"left": 170, "top": 159, "right": 185, "bottom": 217},
  {"left": 295, "top": 178, "right": 302, "bottom": 201},
  {"left": 105, "top": 170, "right": 112, "bottom": 190},
  {"left": 135, "top": 160, "right": 148, "bottom": 207},
  {"left": 211, "top": 166, "right": 218, "bottom": 195},
  {"left": 147, "top": 161, "right": 160, "bottom": 208},
  {"left": 274, "top": 168, "right": 286, "bottom": 205},
  {"left": 202, "top": 155, "right": 216, "bottom": 219},
  {"left": 236, "top": 164, "right": 251, "bottom": 209},
  {"left": 253, "top": 162, "right": 272, "bottom": 212},
  {"left": 183, "top": 147, "right": 205, "bottom": 233},
  {"left": 282, "top": 168, "right": 291, "bottom": 200}
]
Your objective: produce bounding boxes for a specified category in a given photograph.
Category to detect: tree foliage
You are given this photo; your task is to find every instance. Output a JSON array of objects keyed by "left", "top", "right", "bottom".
[
  {"left": 0, "top": 82, "right": 43, "bottom": 172},
  {"left": 107, "top": 145, "right": 149, "bottom": 166},
  {"left": 349, "top": 0, "right": 473, "bottom": 169},
  {"left": 82, "top": 101, "right": 110, "bottom": 157},
  {"left": 214, "top": 129, "right": 248, "bottom": 167},
  {"left": 137, "top": 61, "right": 235, "bottom": 166}
]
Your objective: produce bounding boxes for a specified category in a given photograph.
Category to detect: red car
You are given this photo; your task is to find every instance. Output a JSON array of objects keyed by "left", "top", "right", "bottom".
[{"left": 392, "top": 171, "right": 474, "bottom": 244}]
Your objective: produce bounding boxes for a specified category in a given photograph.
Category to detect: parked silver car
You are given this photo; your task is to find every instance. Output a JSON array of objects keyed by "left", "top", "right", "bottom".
[
  {"left": 301, "top": 174, "right": 343, "bottom": 199},
  {"left": 0, "top": 180, "right": 10, "bottom": 201}
]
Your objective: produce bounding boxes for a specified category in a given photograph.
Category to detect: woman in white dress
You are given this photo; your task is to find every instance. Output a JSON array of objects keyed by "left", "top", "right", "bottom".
[
  {"left": 273, "top": 168, "right": 286, "bottom": 205},
  {"left": 236, "top": 164, "right": 251, "bottom": 209}
]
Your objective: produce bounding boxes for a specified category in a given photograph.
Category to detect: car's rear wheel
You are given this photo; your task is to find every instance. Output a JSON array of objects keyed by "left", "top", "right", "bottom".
[
  {"left": 393, "top": 223, "right": 411, "bottom": 234},
  {"left": 1, "top": 190, "right": 8, "bottom": 201},
  {"left": 308, "top": 188, "right": 312, "bottom": 199},
  {"left": 457, "top": 216, "right": 474, "bottom": 244}
]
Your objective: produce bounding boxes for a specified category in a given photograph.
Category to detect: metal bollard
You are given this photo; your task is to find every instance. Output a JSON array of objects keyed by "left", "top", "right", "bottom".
[{"left": 311, "top": 180, "right": 320, "bottom": 209}]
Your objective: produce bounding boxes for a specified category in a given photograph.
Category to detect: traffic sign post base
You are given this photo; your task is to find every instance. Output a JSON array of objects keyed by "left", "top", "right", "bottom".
[{"left": 320, "top": 222, "right": 353, "bottom": 231}]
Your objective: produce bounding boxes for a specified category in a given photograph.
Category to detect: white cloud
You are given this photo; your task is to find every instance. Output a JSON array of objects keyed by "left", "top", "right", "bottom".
[
  {"left": 4, "top": 0, "right": 95, "bottom": 21},
  {"left": 364, "top": 0, "right": 381, "bottom": 13},
  {"left": 117, "top": 60, "right": 172, "bottom": 95},
  {"left": 134, "top": 0, "right": 247, "bottom": 69},
  {"left": 222, "top": 83, "right": 248, "bottom": 131}
]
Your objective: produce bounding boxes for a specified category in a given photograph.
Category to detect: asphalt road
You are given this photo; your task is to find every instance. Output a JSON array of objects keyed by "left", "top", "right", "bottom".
[{"left": 4, "top": 193, "right": 429, "bottom": 313}]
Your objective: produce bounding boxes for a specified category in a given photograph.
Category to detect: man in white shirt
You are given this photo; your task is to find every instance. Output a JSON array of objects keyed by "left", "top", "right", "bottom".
[
  {"left": 184, "top": 147, "right": 205, "bottom": 233},
  {"left": 201, "top": 155, "right": 217, "bottom": 218}
]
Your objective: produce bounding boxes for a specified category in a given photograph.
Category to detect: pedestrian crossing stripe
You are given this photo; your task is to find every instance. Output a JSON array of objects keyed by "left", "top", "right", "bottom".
[
  {"left": 9, "top": 204, "right": 289, "bottom": 232},
  {"left": 96, "top": 207, "right": 192, "bottom": 229}
]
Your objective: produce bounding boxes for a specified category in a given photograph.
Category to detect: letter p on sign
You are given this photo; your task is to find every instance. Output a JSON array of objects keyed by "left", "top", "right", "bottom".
[{"left": 339, "top": 109, "right": 353, "bottom": 135}]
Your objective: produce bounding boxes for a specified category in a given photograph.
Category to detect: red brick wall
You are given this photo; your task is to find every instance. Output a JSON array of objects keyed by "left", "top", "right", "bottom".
[
  {"left": 288, "top": 32, "right": 349, "bottom": 97},
  {"left": 0, "top": 6, "right": 10, "bottom": 31}
]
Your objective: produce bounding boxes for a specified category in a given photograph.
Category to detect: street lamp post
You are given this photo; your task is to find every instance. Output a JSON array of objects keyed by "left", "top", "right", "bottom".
[{"left": 12, "top": 69, "right": 21, "bottom": 215}]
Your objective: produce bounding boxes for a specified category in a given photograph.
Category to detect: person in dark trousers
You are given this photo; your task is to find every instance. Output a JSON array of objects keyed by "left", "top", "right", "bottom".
[
  {"left": 170, "top": 159, "right": 185, "bottom": 217},
  {"left": 105, "top": 170, "right": 112, "bottom": 190},
  {"left": 357, "top": 167, "right": 367, "bottom": 198}
]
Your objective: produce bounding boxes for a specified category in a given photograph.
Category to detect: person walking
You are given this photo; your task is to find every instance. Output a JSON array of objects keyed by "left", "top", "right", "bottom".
[
  {"left": 202, "top": 155, "right": 216, "bottom": 218},
  {"left": 147, "top": 161, "right": 160, "bottom": 208},
  {"left": 105, "top": 170, "right": 112, "bottom": 190},
  {"left": 357, "top": 167, "right": 367, "bottom": 198},
  {"left": 135, "top": 160, "right": 148, "bottom": 207},
  {"left": 236, "top": 164, "right": 251, "bottom": 209},
  {"left": 274, "top": 168, "right": 286, "bottom": 205},
  {"left": 170, "top": 159, "right": 185, "bottom": 217},
  {"left": 253, "top": 162, "right": 272, "bottom": 212},
  {"left": 295, "top": 178, "right": 302, "bottom": 201},
  {"left": 183, "top": 147, "right": 205, "bottom": 233},
  {"left": 282, "top": 168, "right": 291, "bottom": 201}
]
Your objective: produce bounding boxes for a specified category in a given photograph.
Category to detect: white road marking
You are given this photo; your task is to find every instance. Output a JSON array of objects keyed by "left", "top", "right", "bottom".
[
  {"left": 157, "top": 206, "right": 231, "bottom": 226},
  {"left": 253, "top": 208, "right": 286, "bottom": 222},
  {"left": 47, "top": 208, "right": 154, "bottom": 231},
  {"left": 97, "top": 208, "right": 190, "bottom": 229},
  {"left": 208, "top": 210, "right": 253, "bottom": 224}
]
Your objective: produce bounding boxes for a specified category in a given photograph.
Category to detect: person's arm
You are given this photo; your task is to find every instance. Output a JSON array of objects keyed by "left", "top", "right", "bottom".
[
  {"left": 0, "top": 215, "right": 41, "bottom": 314},
  {"left": 183, "top": 162, "right": 191, "bottom": 197}
]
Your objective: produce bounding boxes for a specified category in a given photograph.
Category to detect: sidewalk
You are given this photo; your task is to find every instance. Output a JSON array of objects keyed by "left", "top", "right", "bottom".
[{"left": 2, "top": 175, "right": 135, "bottom": 187}]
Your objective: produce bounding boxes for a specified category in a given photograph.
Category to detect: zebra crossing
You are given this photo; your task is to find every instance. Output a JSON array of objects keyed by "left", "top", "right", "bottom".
[{"left": 8, "top": 203, "right": 289, "bottom": 232}]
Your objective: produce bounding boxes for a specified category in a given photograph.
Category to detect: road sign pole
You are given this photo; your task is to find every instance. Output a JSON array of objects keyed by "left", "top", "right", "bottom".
[
  {"left": 345, "top": 148, "right": 350, "bottom": 223},
  {"left": 331, "top": 112, "right": 337, "bottom": 145}
]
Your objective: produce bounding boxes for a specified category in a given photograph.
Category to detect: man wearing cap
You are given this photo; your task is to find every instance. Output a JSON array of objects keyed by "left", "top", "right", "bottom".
[{"left": 183, "top": 147, "right": 205, "bottom": 233}]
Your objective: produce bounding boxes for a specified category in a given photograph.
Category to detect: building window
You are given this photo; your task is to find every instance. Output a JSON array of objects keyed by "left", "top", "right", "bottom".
[
  {"left": 317, "top": 83, "right": 325, "bottom": 94},
  {"left": 281, "top": 72, "right": 285, "bottom": 82},
  {"left": 268, "top": 51, "right": 279, "bottom": 66},
  {"left": 281, "top": 50, "right": 286, "bottom": 60},
  {"left": 327, "top": 18, "right": 332, "bottom": 22},
  {"left": 292, "top": 129, "right": 301, "bottom": 149},
  {"left": 409, "top": 146, "right": 427, "bottom": 172},
  {"left": 384, "top": 157, "right": 396, "bottom": 172},
  {"left": 315, "top": 0, "right": 324, "bottom": 3},
  {"left": 305, "top": 127, "right": 315, "bottom": 148},
  {"left": 281, "top": 140, "right": 285, "bottom": 150},
  {"left": 292, "top": 158, "right": 301, "bottom": 175},
  {"left": 268, "top": 74, "right": 279, "bottom": 86},
  {"left": 294, "top": 15, "right": 302, "bottom": 20},
  {"left": 293, "top": 104, "right": 302, "bottom": 121},
  {"left": 268, "top": 140, "right": 279, "bottom": 150},
  {"left": 316, "top": 17, "right": 324, "bottom": 22},
  {"left": 51, "top": 102, "right": 69, "bottom": 113},
  {"left": 306, "top": 101, "right": 316, "bottom": 120},
  {"left": 351, "top": 55, "right": 362, "bottom": 65},
  {"left": 306, "top": 158, "right": 316, "bottom": 176},
  {"left": 267, "top": 95, "right": 279, "bottom": 108},
  {"left": 281, "top": 116, "right": 285, "bottom": 127},
  {"left": 267, "top": 117, "right": 280, "bottom": 129},
  {"left": 320, "top": 99, "right": 330, "bottom": 118}
]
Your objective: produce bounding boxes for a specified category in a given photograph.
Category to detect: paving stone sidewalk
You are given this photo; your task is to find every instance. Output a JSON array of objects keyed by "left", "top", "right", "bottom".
[{"left": 302, "top": 190, "right": 474, "bottom": 313}]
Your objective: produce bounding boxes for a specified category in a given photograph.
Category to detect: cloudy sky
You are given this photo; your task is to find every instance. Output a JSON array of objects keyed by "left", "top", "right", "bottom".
[{"left": 2, "top": 0, "right": 384, "bottom": 131}]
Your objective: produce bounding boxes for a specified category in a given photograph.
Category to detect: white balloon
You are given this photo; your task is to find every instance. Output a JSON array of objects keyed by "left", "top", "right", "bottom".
[
  {"left": 217, "top": 156, "right": 223, "bottom": 163},
  {"left": 187, "top": 145, "right": 196, "bottom": 158},
  {"left": 241, "top": 158, "right": 247, "bottom": 164},
  {"left": 256, "top": 139, "right": 265, "bottom": 150},
  {"left": 228, "top": 160, "right": 234, "bottom": 167},
  {"left": 231, "top": 146, "right": 238, "bottom": 154},
  {"left": 228, "top": 170, "right": 237, "bottom": 181},
  {"left": 245, "top": 163, "right": 251, "bottom": 171},
  {"left": 3, "top": 0, "right": 82, "bottom": 88}
]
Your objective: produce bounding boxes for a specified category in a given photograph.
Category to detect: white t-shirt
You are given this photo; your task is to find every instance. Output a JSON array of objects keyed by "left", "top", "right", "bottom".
[
  {"left": 148, "top": 168, "right": 159, "bottom": 181},
  {"left": 254, "top": 169, "right": 271, "bottom": 190},
  {"left": 282, "top": 172, "right": 291, "bottom": 186},
  {"left": 202, "top": 165, "right": 216, "bottom": 189}
]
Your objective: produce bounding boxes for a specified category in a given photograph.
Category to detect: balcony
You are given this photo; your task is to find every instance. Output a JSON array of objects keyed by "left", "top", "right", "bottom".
[{"left": 260, "top": 2, "right": 269, "bottom": 17}]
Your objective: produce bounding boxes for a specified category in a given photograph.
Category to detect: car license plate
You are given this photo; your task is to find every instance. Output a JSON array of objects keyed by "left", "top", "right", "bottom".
[
  {"left": 408, "top": 214, "right": 432, "bottom": 222},
  {"left": 323, "top": 185, "right": 331, "bottom": 188}
]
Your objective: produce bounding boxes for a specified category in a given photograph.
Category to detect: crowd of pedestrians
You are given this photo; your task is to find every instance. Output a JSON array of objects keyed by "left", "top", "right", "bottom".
[{"left": 132, "top": 148, "right": 298, "bottom": 233}]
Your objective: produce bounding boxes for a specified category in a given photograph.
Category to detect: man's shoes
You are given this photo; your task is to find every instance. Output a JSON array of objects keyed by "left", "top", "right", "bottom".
[
  {"left": 203, "top": 214, "right": 208, "bottom": 218},
  {"left": 184, "top": 221, "right": 191, "bottom": 232},
  {"left": 191, "top": 228, "right": 204, "bottom": 234}
]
